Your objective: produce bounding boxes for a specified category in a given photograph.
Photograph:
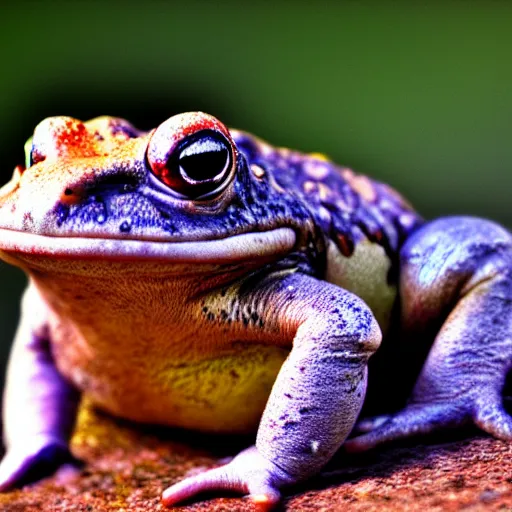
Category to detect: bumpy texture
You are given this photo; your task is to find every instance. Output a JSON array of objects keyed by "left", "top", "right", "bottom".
[
  {"left": 0, "top": 112, "right": 510, "bottom": 509},
  {"left": 233, "top": 130, "right": 422, "bottom": 264},
  {"left": 0, "top": 401, "right": 511, "bottom": 511}
]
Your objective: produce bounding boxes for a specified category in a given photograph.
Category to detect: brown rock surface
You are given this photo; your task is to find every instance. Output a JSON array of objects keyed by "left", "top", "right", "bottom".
[{"left": 0, "top": 401, "right": 510, "bottom": 512}]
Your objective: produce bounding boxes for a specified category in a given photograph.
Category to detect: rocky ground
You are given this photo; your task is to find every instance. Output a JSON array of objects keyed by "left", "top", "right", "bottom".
[{"left": 0, "top": 400, "right": 510, "bottom": 512}]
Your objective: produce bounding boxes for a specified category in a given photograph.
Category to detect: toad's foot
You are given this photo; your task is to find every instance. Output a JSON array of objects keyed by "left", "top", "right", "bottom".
[
  {"left": 346, "top": 388, "right": 512, "bottom": 452},
  {"left": 0, "top": 434, "right": 80, "bottom": 491},
  {"left": 161, "top": 446, "right": 294, "bottom": 511}
]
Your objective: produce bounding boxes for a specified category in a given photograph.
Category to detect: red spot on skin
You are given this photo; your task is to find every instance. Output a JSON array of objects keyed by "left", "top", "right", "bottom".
[
  {"left": 55, "top": 121, "right": 87, "bottom": 149},
  {"left": 14, "top": 164, "right": 26, "bottom": 175},
  {"left": 31, "top": 150, "right": 46, "bottom": 165},
  {"left": 373, "top": 230, "right": 384, "bottom": 243},
  {"left": 337, "top": 234, "right": 354, "bottom": 257},
  {"left": 147, "top": 112, "right": 235, "bottom": 189},
  {"left": 39, "top": 118, "right": 102, "bottom": 160},
  {"left": 22, "top": 212, "right": 34, "bottom": 228}
]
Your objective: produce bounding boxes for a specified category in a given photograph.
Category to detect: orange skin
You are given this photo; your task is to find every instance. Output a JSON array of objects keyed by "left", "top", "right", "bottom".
[{"left": 0, "top": 112, "right": 510, "bottom": 509}]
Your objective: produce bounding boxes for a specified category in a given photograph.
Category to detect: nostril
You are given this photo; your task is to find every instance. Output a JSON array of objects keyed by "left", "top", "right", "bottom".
[{"left": 60, "top": 185, "right": 86, "bottom": 205}]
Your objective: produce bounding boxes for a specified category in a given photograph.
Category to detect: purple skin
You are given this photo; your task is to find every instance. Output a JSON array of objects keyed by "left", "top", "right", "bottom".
[
  {"left": 163, "top": 216, "right": 512, "bottom": 505},
  {"left": 345, "top": 217, "right": 512, "bottom": 450},
  {"left": 0, "top": 287, "right": 80, "bottom": 490},
  {"left": 1, "top": 218, "right": 511, "bottom": 507},
  {"left": 0, "top": 116, "right": 510, "bottom": 507}
]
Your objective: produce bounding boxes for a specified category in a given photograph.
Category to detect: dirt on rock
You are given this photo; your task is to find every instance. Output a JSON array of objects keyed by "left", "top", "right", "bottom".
[{"left": 0, "top": 400, "right": 510, "bottom": 512}]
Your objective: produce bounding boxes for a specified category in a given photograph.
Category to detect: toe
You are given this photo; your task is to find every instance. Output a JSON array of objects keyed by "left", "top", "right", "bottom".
[
  {"left": 161, "top": 464, "right": 281, "bottom": 509},
  {"left": 0, "top": 450, "right": 32, "bottom": 491},
  {"left": 344, "top": 403, "right": 460, "bottom": 452},
  {"left": 162, "top": 445, "right": 292, "bottom": 509},
  {"left": 352, "top": 414, "right": 391, "bottom": 434},
  {"left": 248, "top": 490, "right": 281, "bottom": 511},
  {"left": 0, "top": 438, "right": 75, "bottom": 491},
  {"left": 474, "top": 394, "right": 512, "bottom": 441},
  {"left": 162, "top": 465, "right": 243, "bottom": 506}
]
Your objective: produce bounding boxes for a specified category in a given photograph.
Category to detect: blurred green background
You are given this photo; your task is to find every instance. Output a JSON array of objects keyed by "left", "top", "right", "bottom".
[{"left": 0, "top": 1, "right": 511, "bottom": 384}]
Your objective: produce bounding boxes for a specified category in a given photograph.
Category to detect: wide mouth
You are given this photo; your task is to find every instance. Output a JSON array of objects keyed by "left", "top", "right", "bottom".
[{"left": 0, "top": 227, "right": 296, "bottom": 264}]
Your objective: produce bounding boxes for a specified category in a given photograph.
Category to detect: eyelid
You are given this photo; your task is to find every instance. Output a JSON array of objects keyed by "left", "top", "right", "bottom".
[{"left": 147, "top": 120, "right": 237, "bottom": 199}]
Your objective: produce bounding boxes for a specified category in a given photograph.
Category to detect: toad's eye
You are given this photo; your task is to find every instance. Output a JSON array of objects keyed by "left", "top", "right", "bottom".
[
  {"left": 177, "top": 131, "right": 231, "bottom": 183},
  {"left": 147, "top": 113, "right": 236, "bottom": 199}
]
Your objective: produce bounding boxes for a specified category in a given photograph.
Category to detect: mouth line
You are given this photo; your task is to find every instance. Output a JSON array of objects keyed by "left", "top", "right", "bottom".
[{"left": 0, "top": 227, "right": 296, "bottom": 263}]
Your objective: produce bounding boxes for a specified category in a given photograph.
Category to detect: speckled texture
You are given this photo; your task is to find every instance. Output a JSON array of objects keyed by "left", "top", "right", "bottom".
[
  {"left": 0, "top": 114, "right": 421, "bottom": 274},
  {"left": 1, "top": 113, "right": 511, "bottom": 506},
  {"left": 0, "top": 401, "right": 510, "bottom": 511}
]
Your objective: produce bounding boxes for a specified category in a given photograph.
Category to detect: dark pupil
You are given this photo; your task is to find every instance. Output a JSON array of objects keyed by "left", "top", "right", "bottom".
[
  {"left": 179, "top": 148, "right": 228, "bottom": 181},
  {"left": 177, "top": 134, "right": 230, "bottom": 182}
]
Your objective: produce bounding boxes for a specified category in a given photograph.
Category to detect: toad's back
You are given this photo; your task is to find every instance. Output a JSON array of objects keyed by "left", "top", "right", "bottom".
[{"left": 232, "top": 129, "right": 423, "bottom": 330}]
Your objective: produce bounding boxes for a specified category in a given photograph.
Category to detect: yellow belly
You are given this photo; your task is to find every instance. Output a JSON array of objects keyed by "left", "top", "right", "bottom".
[
  {"left": 82, "top": 344, "right": 288, "bottom": 434},
  {"left": 49, "top": 307, "right": 289, "bottom": 434}
]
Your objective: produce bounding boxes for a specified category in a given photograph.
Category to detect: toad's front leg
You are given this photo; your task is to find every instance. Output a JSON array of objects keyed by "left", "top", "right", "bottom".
[
  {"left": 347, "top": 216, "right": 512, "bottom": 451},
  {"left": 0, "top": 283, "right": 81, "bottom": 489},
  {"left": 162, "top": 271, "right": 381, "bottom": 509}
]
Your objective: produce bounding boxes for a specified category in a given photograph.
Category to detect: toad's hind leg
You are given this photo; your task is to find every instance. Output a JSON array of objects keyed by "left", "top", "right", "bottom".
[{"left": 346, "top": 216, "right": 512, "bottom": 451}]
